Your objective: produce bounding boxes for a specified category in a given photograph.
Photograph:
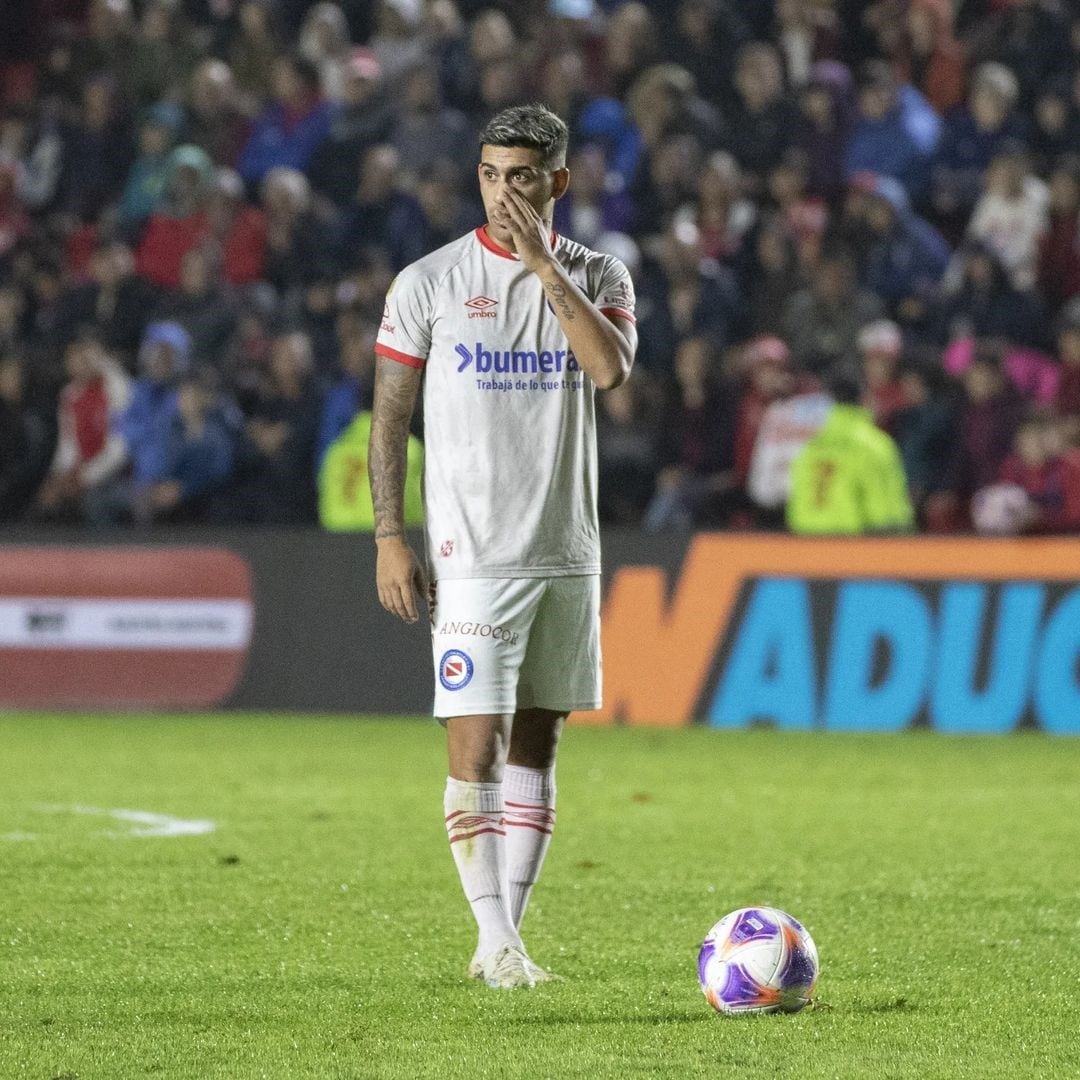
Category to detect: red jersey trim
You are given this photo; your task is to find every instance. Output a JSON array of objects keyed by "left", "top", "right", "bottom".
[
  {"left": 475, "top": 225, "right": 559, "bottom": 260},
  {"left": 600, "top": 306, "right": 637, "bottom": 325},
  {"left": 375, "top": 342, "right": 426, "bottom": 369}
]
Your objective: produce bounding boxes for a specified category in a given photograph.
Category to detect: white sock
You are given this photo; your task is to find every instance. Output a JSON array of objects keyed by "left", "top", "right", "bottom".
[
  {"left": 443, "top": 778, "right": 521, "bottom": 959},
  {"left": 502, "top": 764, "right": 556, "bottom": 929}
]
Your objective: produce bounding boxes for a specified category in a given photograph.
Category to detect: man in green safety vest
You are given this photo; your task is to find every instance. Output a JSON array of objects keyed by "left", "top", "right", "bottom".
[
  {"left": 319, "top": 412, "right": 424, "bottom": 532},
  {"left": 787, "top": 368, "right": 914, "bottom": 535}
]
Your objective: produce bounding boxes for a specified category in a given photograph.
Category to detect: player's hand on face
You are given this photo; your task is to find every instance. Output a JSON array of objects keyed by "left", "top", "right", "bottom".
[
  {"left": 497, "top": 189, "right": 553, "bottom": 273},
  {"left": 376, "top": 537, "right": 428, "bottom": 624}
]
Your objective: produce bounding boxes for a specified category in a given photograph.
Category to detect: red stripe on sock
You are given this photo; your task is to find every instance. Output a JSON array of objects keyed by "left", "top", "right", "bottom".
[
  {"left": 504, "top": 801, "right": 554, "bottom": 810},
  {"left": 502, "top": 820, "right": 554, "bottom": 835},
  {"left": 448, "top": 827, "right": 507, "bottom": 844},
  {"left": 444, "top": 809, "right": 468, "bottom": 822}
]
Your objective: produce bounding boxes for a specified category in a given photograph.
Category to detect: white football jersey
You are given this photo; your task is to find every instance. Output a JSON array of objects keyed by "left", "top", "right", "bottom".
[{"left": 375, "top": 226, "right": 635, "bottom": 579}]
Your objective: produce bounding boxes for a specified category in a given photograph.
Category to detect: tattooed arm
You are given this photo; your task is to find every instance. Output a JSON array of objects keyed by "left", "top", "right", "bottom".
[
  {"left": 369, "top": 356, "right": 427, "bottom": 623},
  {"left": 498, "top": 188, "right": 636, "bottom": 390}
]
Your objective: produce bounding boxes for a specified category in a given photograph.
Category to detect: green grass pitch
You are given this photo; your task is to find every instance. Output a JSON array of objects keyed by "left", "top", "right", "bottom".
[{"left": 2, "top": 715, "right": 1079, "bottom": 1079}]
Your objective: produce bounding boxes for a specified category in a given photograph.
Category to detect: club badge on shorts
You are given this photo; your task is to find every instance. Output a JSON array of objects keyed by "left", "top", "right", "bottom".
[{"left": 439, "top": 649, "right": 474, "bottom": 691}]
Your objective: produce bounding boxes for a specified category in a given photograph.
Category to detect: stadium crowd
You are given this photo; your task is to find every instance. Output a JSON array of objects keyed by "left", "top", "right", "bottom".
[{"left": 3, "top": 0, "right": 1080, "bottom": 533}]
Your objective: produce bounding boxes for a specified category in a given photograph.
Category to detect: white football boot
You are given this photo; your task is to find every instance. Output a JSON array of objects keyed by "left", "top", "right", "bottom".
[{"left": 479, "top": 943, "right": 561, "bottom": 989}]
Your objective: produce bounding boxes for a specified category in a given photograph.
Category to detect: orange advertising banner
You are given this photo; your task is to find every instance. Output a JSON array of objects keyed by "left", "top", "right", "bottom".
[{"left": 585, "top": 535, "right": 1080, "bottom": 733}]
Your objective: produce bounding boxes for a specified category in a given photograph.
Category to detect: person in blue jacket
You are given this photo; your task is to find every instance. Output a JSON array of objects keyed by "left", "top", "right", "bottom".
[
  {"left": 845, "top": 61, "right": 941, "bottom": 205},
  {"left": 237, "top": 54, "right": 338, "bottom": 186}
]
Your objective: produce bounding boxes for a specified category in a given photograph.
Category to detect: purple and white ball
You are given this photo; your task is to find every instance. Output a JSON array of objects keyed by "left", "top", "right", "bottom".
[{"left": 698, "top": 907, "right": 819, "bottom": 1015}]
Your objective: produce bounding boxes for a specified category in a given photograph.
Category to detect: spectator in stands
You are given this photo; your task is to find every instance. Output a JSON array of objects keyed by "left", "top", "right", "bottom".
[
  {"left": 334, "top": 145, "right": 425, "bottom": 273},
  {"left": 643, "top": 335, "right": 735, "bottom": 531},
  {"left": 55, "top": 239, "right": 153, "bottom": 366},
  {"left": 60, "top": 74, "right": 133, "bottom": 223},
  {"left": 773, "top": 0, "right": 840, "bottom": 88},
  {"left": 299, "top": 3, "right": 353, "bottom": 104},
  {"left": 1029, "top": 80, "right": 1080, "bottom": 176},
  {"left": 317, "top": 309, "right": 375, "bottom": 467},
  {"left": 859, "top": 319, "right": 905, "bottom": 430},
  {"left": 989, "top": 415, "right": 1080, "bottom": 535},
  {"left": 895, "top": 0, "right": 966, "bottom": 116},
  {"left": 413, "top": 163, "right": 475, "bottom": 258},
  {"left": 625, "top": 63, "right": 722, "bottom": 163},
  {"left": 602, "top": 2, "right": 659, "bottom": 99},
  {"left": 308, "top": 48, "right": 393, "bottom": 207},
  {"left": 0, "top": 157, "right": 32, "bottom": 266},
  {"left": 936, "top": 243, "right": 1046, "bottom": 349},
  {"left": 1036, "top": 158, "right": 1080, "bottom": 317},
  {"left": 237, "top": 54, "right": 338, "bottom": 186},
  {"left": 780, "top": 249, "right": 883, "bottom": 373},
  {"left": 135, "top": 144, "right": 214, "bottom": 290},
  {"left": 181, "top": 59, "right": 252, "bottom": 168},
  {"left": 856, "top": 173, "right": 949, "bottom": 332},
  {"left": 743, "top": 215, "right": 803, "bottom": 338},
  {"left": 229, "top": 330, "right": 321, "bottom": 524},
  {"left": 34, "top": 329, "right": 131, "bottom": 521},
  {"left": 260, "top": 167, "right": 335, "bottom": 291},
  {"left": 597, "top": 376, "right": 660, "bottom": 525},
  {"left": 152, "top": 248, "right": 235, "bottom": 366},
  {"left": 229, "top": 0, "right": 282, "bottom": 114},
  {"left": 694, "top": 151, "right": 758, "bottom": 268},
  {"left": 632, "top": 133, "right": 704, "bottom": 237},
  {"left": 660, "top": 1, "right": 749, "bottom": 106},
  {"left": 966, "top": 0, "right": 1070, "bottom": 109},
  {"left": 844, "top": 60, "right": 940, "bottom": 205},
  {"left": 100, "top": 370, "right": 235, "bottom": 524},
  {"left": 893, "top": 357, "right": 956, "bottom": 515},
  {"left": 116, "top": 103, "right": 182, "bottom": 231},
  {"left": 0, "top": 103, "right": 64, "bottom": 214},
  {"left": 932, "top": 64, "right": 1025, "bottom": 236},
  {"left": 369, "top": 0, "right": 427, "bottom": 86},
  {"left": 724, "top": 42, "right": 799, "bottom": 190},
  {"left": 552, "top": 144, "right": 634, "bottom": 250},
  {"left": 795, "top": 61, "right": 855, "bottom": 202},
  {"left": 964, "top": 142, "right": 1048, "bottom": 293},
  {"left": 787, "top": 367, "right": 913, "bottom": 535},
  {"left": 729, "top": 336, "right": 797, "bottom": 500},
  {"left": 127, "top": 0, "right": 200, "bottom": 108},
  {"left": 389, "top": 63, "right": 470, "bottom": 182},
  {"left": 99, "top": 323, "right": 191, "bottom": 518},
  {"left": 0, "top": 354, "right": 52, "bottom": 522},
  {"left": 207, "top": 167, "right": 267, "bottom": 287},
  {"left": 747, "top": 365, "right": 832, "bottom": 522},
  {"left": 1054, "top": 299, "right": 1080, "bottom": 419},
  {"left": 936, "top": 346, "right": 1025, "bottom": 526},
  {"left": 634, "top": 218, "right": 743, "bottom": 379}
]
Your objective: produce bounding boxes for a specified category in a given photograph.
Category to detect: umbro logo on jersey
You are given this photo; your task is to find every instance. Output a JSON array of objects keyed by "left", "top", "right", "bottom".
[{"left": 465, "top": 295, "right": 498, "bottom": 319}]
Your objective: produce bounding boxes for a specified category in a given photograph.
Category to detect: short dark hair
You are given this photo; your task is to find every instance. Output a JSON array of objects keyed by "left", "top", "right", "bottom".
[
  {"left": 478, "top": 104, "right": 569, "bottom": 169},
  {"left": 826, "top": 365, "right": 862, "bottom": 405}
]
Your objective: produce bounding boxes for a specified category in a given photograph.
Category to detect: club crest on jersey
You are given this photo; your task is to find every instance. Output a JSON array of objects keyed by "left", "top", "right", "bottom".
[
  {"left": 465, "top": 295, "right": 498, "bottom": 319},
  {"left": 439, "top": 649, "right": 474, "bottom": 691},
  {"left": 440, "top": 539, "right": 454, "bottom": 557},
  {"left": 454, "top": 342, "right": 580, "bottom": 375}
]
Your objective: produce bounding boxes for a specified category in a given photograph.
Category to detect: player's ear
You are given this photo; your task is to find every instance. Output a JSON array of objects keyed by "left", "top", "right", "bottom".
[{"left": 551, "top": 167, "right": 570, "bottom": 201}]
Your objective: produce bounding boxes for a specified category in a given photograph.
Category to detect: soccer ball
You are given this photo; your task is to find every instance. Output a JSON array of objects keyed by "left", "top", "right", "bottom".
[{"left": 698, "top": 907, "right": 819, "bottom": 1015}]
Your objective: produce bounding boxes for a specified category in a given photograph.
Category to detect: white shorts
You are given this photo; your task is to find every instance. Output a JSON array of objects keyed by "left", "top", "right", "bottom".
[{"left": 431, "top": 575, "right": 601, "bottom": 718}]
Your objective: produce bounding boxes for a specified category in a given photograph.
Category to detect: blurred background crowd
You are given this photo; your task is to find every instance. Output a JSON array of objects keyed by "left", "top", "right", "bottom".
[{"left": 3, "top": 0, "right": 1080, "bottom": 534}]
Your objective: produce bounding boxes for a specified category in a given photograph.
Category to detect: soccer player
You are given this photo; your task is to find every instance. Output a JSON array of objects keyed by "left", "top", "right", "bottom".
[{"left": 369, "top": 104, "right": 637, "bottom": 989}]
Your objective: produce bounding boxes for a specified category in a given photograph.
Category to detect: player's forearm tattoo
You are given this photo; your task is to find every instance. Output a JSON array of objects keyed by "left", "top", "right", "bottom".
[
  {"left": 543, "top": 280, "right": 576, "bottom": 322},
  {"left": 369, "top": 359, "right": 422, "bottom": 541}
]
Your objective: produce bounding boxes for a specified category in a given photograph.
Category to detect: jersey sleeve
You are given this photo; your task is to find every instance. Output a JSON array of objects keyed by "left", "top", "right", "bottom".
[
  {"left": 375, "top": 266, "right": 434, "bottom": 369},
  {"left": 591, "top": 255, "right": 636, "bottom": 326}
]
